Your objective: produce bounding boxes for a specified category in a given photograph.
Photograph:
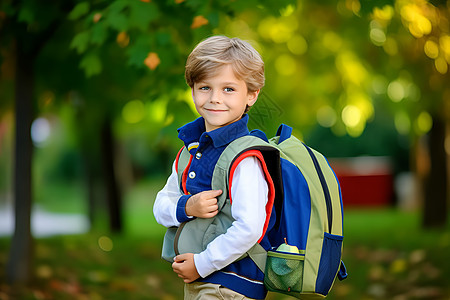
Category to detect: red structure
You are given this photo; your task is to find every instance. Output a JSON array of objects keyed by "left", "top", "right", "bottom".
[{"left": 329, "top": 157, "right": 394, "bottom": 207}]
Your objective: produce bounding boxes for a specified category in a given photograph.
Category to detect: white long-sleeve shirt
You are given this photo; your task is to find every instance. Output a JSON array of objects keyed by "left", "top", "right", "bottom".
[{"left": 153, "top": 156, "right": 268, "bottom": 278}]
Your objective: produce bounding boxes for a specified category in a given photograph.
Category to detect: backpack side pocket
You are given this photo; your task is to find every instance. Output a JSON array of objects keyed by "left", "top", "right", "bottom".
[
  {"left": 315, "top": 232, "right": 343, "bottom": 295},
  {"left": 264, "top": 250, "right": 304, "bottom": 296}
]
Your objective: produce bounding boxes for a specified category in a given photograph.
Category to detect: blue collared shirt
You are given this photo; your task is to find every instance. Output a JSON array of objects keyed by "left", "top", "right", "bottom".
[{"left": 175, "top": 115, "right": 250, "bottom": 222}]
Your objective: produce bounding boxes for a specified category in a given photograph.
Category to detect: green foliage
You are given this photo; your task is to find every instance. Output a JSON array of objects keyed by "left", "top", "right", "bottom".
[
  {"left": 127, "top": 1, "right": 159, "bottom": 31},
  {"left": 359, "top": 0, "right": 395, "bottom": 15},
  {"left": 79, "top": 51, "right": 102, "bottom": 77},
  {"left": 70, "top": 30, "right": 90, "bottom": 54},
  {"left": 68, "top": 2, "right": 90, "bottom": 20}
]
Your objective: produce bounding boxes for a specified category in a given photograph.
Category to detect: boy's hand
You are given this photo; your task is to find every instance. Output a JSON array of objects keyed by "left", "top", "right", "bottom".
[
  {"left": 172, "top": 253, "right": 200, "bottom": 283},
  {"left": 186, "top": 190, "right": 222, "bottom": 218}
]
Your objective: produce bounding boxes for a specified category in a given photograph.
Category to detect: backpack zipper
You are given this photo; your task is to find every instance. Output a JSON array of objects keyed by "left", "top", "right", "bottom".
[
  {"left": 303, "top": 143, "right": 333, "bottom": 233},
  {"left": 174, "top": 222, "right": 187, "bottom": 256}
]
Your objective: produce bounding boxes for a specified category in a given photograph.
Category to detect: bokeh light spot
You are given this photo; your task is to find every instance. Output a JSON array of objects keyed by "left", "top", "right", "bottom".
[
  {"left": 387, "top": 81, "right": 405, "bottom": 102},
  {"left": 435, "top": 57, "right": 448, "bottom": 74},
  {"left": 416, "top": 111, "right": 432, "bottom": 134},
  {"left": 424, "top": 40, "right": 439, "bottom": 59},
  {"left": 147, "top": 99, "right": 167, "bottom": 123},
  {"left": 317, "top": 106, "right": 337, "bottom": 128},
  {"left": 342, "top": 105, "right": 361, "bottom": 128},
  {"left": 269, "top": 21, "right": 292, "bottom": 43},
  {"left": 98, "top": 236, "right": 113, "bottom": 252},
  {"left": 287, "top": 35, "right": 307, "bottom": 55},
  {"left": 383, "top": 37, "right": 398, "bottom": 56},
  {"left": 31, "top": 117, "right": 51, "bottom": 147},
  {"left": 440, "top": 35, "right": 450, "bottom": 63},
  {"left": 372, "top": 76, "right": 388, "bottom": 94},
  {"left": 323, "top": 31, "right": 342, "bottom": 52},
  {"left": 275, "top": 54, "right": 296, "bottom": 76},
  {"left": 395, "top": 111, "right": 411, "bottom": 135},
  {"left": 370, "top": 28, "right": 386, "bottom": 46},
  {"left": 122, "top": 100, "right": 145, "bottom": 124}
]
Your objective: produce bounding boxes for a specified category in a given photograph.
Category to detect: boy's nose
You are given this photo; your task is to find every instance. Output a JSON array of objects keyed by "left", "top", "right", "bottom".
[{"left": 210, "top": 90, "right": 222, "bottom": 103}]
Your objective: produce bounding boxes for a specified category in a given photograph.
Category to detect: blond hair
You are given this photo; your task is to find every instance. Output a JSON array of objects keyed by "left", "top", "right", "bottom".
[{"left": 185, "top": 35, "right": 265, "bottom": 93}]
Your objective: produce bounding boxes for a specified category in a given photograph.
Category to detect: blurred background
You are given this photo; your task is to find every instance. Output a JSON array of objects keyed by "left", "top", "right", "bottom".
[{"left": 1, "top": 0, "right": 449, "bottom": 299}]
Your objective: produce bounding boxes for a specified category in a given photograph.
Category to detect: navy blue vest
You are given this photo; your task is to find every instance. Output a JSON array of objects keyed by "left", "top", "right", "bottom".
[{"left": 176, "top": 115, "right": 270, "bottom": 299}]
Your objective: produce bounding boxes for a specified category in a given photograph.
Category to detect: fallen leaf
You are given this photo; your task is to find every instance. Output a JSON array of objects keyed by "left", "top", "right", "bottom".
[
  {"left": 146, "top": 274, "right": 161, "bottom": 288},
  {"left": 36, "top": 265, "right": 52, "bottom": 279},
  {"left": 49, "top": 279, "right": 64, "bottom": 291},
  {"left": 110, "top": 279, "right": 137, "bottom": 291},
  {"left": 409, "top": 286, "right": 442, "bottom": 298},
  {"left": 422, "top": 262, "right": 441, "bottom": 279},
  {"left": 191, "top": 15, "right": 208, "bottom": 29},
  {"left": 368, "top": 265, "right": 385, "bottom": 281},
  {"left": 367, "top": 283, "right": 386, "bottom": 298},
  {"left": 87, "top": 270, "right": 109, "bottom": 283},
  {"left": 390, "top": 258, "right": 407, "bottom": 274},
  {"left": 409, "top": 249, "right": 426, "bottom": 264}
]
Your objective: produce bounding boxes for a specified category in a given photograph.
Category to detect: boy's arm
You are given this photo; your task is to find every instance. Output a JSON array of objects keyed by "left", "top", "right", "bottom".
[
  {"left": 192, "top": 156, "right": 268, "bottom": 278},
  {"left": 153, "top": 161, "right": 191, "bottom": 227},
  {"left": 154, "top": 161, "right": 221, "bottom": 227}
]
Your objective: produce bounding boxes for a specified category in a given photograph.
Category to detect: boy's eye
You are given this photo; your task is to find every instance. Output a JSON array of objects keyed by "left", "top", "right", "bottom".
[
  {"left": 199, "top": 86, "right": 210, "bottom": 91},
  {"left": 224, "top": 87, "right": 234, "bottom": 92}
]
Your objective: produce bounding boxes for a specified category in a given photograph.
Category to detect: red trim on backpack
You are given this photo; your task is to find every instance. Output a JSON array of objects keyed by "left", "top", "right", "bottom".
[
  {"left": 175, "top": 147, "right": 184, "bottom": 173},
  {"left": 175, "top": 146, "right": 193, "bottom": 195},
  {"left": 181, "top": 155, "right": 193, "bottom": 195},
  {"left": 229, "top": 150, "right": 276, "bottom": 243}
]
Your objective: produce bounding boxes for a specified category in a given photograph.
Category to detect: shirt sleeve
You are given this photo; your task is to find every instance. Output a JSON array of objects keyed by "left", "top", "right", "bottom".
[
  {"left": 193, "top": 156, "right": 268, "bottom": 278},
  {"left": 153, "top": 161, "right": 187, "bottom": 228}
]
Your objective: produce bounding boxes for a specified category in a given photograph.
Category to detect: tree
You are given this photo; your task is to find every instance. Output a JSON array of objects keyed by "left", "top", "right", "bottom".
[
  {"left": 231, "top": 0, "right": 449, "bottom": 227},
  {"left": 1, "top": 0, "right": 76, "bottom": 284},
  {"left": 364, "top": 0, "right": 449, "bottom": 227},
  {"left": 66, "top": 0, "right": 297, "bottom": 233},
  {"left": 1, "top": 0, "right": 296, "bottom": 284}
]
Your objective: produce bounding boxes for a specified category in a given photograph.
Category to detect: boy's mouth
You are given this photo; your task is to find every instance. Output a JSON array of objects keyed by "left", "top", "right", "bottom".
[{"left": 205, "top": 108, "right": 227, "bottom": 112}]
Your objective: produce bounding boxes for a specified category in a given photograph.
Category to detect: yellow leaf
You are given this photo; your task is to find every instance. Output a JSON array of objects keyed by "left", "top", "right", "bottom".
[
  {"left": 390, "top": 259, "right": 407, "bottom": 274},
  {"left": 116, "top": 31, "right": 130, "bottom": 48},
  {"left": 144, "top": 52, "right": 160, "bottom": 70},
  {"left": 93, "top": 13, "right": 102, "bottom": 23},
  {"left": 191, "top": 15, "right": 209, "bottom": 29}
]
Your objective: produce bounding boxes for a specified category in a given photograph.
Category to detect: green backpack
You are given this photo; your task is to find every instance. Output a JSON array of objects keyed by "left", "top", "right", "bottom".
[{"left": 162, "top": 124, "right": 347, "bottom": 299}]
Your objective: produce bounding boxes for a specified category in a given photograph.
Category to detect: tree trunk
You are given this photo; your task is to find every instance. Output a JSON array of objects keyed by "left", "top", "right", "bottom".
[
  {"left": 101, "top": 116, "right": 123, "bottom": 233},
  {"left": 423, "top": 116, "right": 448, "bottom": 228},
  {"left": 6, "top": 45, "right": 35, "bottom": 284}
]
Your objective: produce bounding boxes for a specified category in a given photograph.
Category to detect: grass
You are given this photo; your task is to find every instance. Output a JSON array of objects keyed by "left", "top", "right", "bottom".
[{"left": 1, "top": 180, "right": 450, "bottom": 299}]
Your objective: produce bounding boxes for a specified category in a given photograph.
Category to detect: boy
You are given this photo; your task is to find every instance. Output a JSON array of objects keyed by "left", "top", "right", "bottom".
[{"left": 153, "top": 35, "right": 270, "bottom": 299}]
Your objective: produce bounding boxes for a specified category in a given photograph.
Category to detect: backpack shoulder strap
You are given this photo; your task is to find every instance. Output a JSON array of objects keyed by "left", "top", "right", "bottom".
[
  {"left": 212, "top": 135, "right": 283, "bottom": 273},
  {"left": 212, "top": 135, "right": 278, "bottom": 209},
  {"left": 175, "top": 146, "right": 192, "bottom": 195}
]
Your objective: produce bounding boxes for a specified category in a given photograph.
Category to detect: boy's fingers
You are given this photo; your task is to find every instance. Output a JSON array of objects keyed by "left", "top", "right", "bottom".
[
  {"left": 205, "top": 211, "right": 218, "bottom": 218},
  {"left": 201, "top": 189, "right": 222, "bottom": 198},
  {"left": 173, "top": 254, "right": 184, "bottom": 262},
  {"left": 205, "top": 198, "right": 218, "bottom": 206}
]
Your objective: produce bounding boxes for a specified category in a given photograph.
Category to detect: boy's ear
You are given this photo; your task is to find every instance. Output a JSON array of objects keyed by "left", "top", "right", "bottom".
[{"left": 247, "top": 89, "right": 260, "bottom": 107}]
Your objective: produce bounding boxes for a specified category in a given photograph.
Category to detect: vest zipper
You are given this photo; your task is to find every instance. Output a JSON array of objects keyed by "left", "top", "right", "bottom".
[{"left": 174, "top": 222, "right": 187, "bottom": 256}]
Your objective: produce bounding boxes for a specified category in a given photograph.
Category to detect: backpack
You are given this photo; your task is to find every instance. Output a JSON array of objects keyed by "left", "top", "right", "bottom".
[{"left": 164, "top": 124, "right": 347, "bottom": 299}]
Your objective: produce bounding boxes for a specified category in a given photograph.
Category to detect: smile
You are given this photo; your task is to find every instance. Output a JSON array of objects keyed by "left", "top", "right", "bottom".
[{"left": 205, "top": 108, "right": 227, "bottom": 112}]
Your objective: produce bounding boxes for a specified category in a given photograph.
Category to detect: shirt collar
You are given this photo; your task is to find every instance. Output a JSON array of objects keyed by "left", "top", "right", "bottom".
[{"left": 177, "top": 114, "right": 250, "bottom": 148}]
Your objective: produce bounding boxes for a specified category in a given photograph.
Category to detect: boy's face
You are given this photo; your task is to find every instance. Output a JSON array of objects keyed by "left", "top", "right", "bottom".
[{"left": 192, "top": 64, "right": 259, "bottom": 132}]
